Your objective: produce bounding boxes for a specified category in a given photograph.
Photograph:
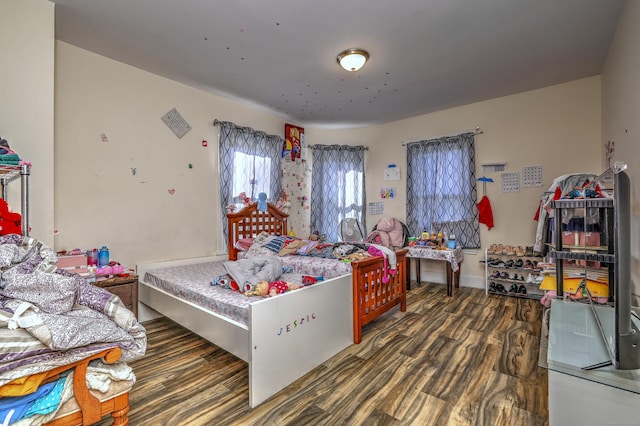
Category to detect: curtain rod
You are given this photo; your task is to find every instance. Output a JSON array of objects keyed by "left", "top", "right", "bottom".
[
  {"left": 401, "top": 127, "right": 483, "bottom": 146},
  {"left": 308, "top": 144, "right": 369, "bottom": 150}
]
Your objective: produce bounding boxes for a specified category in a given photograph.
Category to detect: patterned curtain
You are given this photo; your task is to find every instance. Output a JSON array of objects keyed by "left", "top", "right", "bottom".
[
  {"left": 310, "top": 145, "right": 366, "bottom": 243},
  {"left": 406, "top": 132, "right": 480, "bottom": 248},
  {"left": 218, "top": 120, "right": 283, "bottom": 245}
]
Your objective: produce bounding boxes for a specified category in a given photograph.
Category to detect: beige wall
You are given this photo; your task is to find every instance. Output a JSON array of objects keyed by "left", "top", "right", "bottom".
[
  {"left": 55, "top": 42, "right": 288, "bottom": 268},
  {"left": 0, "top": 0, "right": 55, "bottom": 245},
  {"left": 54, "top": 26, "right": 612, "bottom": 289},
  {"left": 602, "top": 0, "right": 640, "bottom": 305},
  {"left": 308, "top": 77, "right": 602, "bottom": 286}
]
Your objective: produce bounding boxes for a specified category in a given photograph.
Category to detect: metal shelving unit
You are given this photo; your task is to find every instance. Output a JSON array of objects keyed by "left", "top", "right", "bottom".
[{"left": 0, "top": 164, "right": 30, "bottom": 236}]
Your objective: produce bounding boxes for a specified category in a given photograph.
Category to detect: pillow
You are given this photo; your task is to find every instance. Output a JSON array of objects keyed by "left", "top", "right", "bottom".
[
  {"left": 245, "top": 243, "right": 275, "bottom": 258},
  {"left": 264, "top": 236, "right": 287, "bottom": 253},
  {"left": 234, "top": 238, "right": 254, "bottom": 252}
]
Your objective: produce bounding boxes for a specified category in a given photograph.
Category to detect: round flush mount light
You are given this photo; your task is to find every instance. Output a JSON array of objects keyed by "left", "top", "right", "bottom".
[{"left": 337, "top": 48, "right": 369, "bottom": 72}]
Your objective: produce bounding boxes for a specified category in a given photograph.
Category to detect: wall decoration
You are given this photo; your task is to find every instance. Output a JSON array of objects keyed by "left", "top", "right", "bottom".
[
  {"left": 522, "top": 165, "right": 543, "bottom": 187},
  {"left": 380, "top": 187, "right": 395, "bottom": 199},
  {"left": 501, "top": 172, "right": 520, "bottom": 193},
  {"left": 384, "top": 165, "right": 400, "bottom": 181},
  {"left": 368, "top": 202, "right": 384, "bottom": 215},
  {"left": 283, "top": 123, "right": 304, "bottom": 161},
  {"left": 161, "top": 108, "right": 192, "bottom": 138}
]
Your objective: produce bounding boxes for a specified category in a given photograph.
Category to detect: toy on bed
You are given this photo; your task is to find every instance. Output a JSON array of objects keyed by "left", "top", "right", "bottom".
[{"left": 226, "top": 201, "right": 408, "bottom": 344}]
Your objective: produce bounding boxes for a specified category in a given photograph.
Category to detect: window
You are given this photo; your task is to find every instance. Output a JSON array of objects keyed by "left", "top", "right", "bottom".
[
  {"left": 232, "top": 152, "right": 273, "bottom": 203},
  {"left": 217, "top": 120, "right": 282, "bottom": 247},
  {"left": 310, "top": 145, "right": 366, "bottom": 242},
  {"left": 406, "top": 132, "right": 480, "bottom": 248}
]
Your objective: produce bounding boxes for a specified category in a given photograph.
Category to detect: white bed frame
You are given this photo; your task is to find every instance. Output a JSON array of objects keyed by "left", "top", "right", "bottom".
[{"left": 137, "top": 256, "right": 354, "bottom": 407}]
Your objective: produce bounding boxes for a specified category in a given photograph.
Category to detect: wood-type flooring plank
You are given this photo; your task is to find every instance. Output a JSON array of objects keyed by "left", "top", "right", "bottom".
[{"left": 96, "top": 283, "right": 548, "bottom": 426}]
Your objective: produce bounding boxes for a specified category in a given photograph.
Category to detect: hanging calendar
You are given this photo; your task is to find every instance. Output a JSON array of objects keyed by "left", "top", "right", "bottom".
[
  {"left": 501, "top": 172, "right": 520, "bottom": 193},
  {"left": 522, "top": 166, "right": 543, "bottom": 187}
]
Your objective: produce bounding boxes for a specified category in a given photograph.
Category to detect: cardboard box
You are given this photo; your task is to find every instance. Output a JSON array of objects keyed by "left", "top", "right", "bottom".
[{"left": 57, "top": 254, "right": 87, "bottom": 269}]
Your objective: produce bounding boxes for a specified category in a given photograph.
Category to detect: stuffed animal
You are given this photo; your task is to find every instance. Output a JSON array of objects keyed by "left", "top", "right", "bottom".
[
  {"left": 0, "top": 198, "right": 22, "bottom": 236},
  {"left": 244, "top": 280, "right": 269, "bottom": 296},
  {"left": 540, "top": 290, "right": 557, "bottom": 308},
  {"left": 211, "top": 274, "right": 240, "bottom": 292},
  {"left": 268, "top": 280, "right": 289, "bottom": 297},
  {"left": 257, "top": 192, "right": 268, "bottom": 212},
  {"left": 238, "top": 192, "right": 251, "bottom": 208}
]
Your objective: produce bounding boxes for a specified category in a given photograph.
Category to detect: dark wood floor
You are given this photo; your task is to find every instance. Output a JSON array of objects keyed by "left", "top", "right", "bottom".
[{"left": 98, "top": 282, "right": 548, "bottom": 426}]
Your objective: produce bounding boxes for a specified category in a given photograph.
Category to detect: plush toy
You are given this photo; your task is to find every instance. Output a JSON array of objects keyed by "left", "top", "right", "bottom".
[
  {"left": 0, "top": 198, "right": 22, "bottom": 236},
  {"left": 211, "top": 274, "right": 240, "bottom": 292},
  {"left": 540, "top": 290, "right": 557, "bottom": 308},
  {"left": 257, "top": 192, "right": 268, "bottom": 212},
  {"left": 245, "top": 280, "right": 269, "bottom": 296},
  {"left": 238, "top": 192, "right": 251, "bottom": 208},
  {"left": 302, "top": 275, "right": 324, "bottom": 285},
  {"left": 268, "top": 280, "right": 289, "bottom": 297}
]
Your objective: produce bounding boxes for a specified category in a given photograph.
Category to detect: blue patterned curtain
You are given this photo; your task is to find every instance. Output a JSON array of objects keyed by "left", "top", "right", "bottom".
[
  {"left": 311, "top": 145, "right": 366, "bottom": 242},
  {"left": 406, "top": 132, "right": 480, "bottom": 248},
  {"left": 218, "top": 120, "right": 283, "bottom": 245}
]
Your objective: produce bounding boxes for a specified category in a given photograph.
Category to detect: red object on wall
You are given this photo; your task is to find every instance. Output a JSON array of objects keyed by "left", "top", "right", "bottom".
[{"left": 477, "top": 195, "right": 494, "bottom": 230}]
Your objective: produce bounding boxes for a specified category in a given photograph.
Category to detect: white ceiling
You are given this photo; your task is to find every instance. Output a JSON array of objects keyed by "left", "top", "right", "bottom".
[{"left": 51, "top": 0, "right": 625, "bottom": 128}]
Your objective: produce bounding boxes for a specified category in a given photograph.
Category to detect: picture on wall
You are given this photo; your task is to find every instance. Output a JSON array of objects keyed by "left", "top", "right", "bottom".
[{"left": 283, "top": 123, "right": 304, "bottom": 161}]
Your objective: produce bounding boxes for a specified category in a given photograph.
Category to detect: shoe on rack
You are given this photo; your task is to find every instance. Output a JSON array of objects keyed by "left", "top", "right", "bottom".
[
  {"left": 524, "top": 260, "right": 534, "bottom": 269},
  {"left": 491, "top": 270, "right": 501, "bottom": 279},
  {"left": 506, "top": 245, "right": 516, "bottom": 256},
  {"left": 524, "top": 246, "right": 534, "bottom": 257},
  {"left": 489, "top": 282, "right": 497, "bottom": 292},
  {"left": 508, "top": 283, "right": 518, "bottom": 294},
  {"left": 516, "top": 246, "right": 526, "bottom": 257},
  {"left": 489, "top": 259, "right": 506, "bottom": 267},
  {"left": 496, "top": 283, "right": 507, "bottom": 294},
  {"left": 505, "top": 259, "right": 515, "bottom": 268},
  {"left": 514, "top": 259, "right": 524, "bottom": 268},
  {"left": 518, "top": 285, "right": 527, "bottom": 295},
  {"left": 500, "top": 271, "right": 510, "bottom": 279}
]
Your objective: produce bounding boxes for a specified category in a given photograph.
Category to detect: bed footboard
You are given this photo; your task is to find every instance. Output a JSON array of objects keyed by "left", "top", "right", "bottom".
[{"left": 350, "top": 249, "right": 407, "bottom": 344}]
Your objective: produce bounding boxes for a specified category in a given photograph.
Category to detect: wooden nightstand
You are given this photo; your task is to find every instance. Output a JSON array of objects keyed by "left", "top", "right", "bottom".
[{"left": 93, "top": 275, "right": 138, "bottom": 319}]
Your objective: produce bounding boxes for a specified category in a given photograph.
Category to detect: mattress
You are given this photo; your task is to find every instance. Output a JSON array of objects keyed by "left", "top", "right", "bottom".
[{"left": 142, "top": 261, "right": 307, "bottom": 326}]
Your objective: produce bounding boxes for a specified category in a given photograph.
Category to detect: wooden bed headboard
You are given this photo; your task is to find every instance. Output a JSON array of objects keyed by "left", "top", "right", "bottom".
[{"left": 227, "top": 202, "right": 288, "bottom": 260}]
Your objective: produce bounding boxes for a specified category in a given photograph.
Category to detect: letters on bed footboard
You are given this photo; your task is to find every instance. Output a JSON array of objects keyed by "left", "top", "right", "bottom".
[{"left": 350, "top": 249, "right": 407, "bottom": 344}]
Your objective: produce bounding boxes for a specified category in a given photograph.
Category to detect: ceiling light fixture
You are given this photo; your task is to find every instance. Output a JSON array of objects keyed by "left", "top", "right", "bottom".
[{"left": 337, "top": 48, "right": 369, "bottom": 72}]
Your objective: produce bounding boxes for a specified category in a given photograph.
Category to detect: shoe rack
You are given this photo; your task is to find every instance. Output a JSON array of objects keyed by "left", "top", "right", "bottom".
[{"left": 483, "top": 245, "right": 544, "bottom": 300}]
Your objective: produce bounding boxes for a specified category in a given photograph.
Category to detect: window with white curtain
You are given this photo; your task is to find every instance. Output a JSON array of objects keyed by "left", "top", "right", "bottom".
[
  {"left": 310, "top": 144, "right": 366, "bottom": 242},
  {"left": 406, "top": 132, "right": 480, "bottom": 248}
]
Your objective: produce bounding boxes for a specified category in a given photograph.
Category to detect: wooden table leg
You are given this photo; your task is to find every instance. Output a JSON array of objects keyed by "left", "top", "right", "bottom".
[
  {"left": 445, "top": 262, "right": 453, "bottom": 296},
  {"left": 406, "top": 257, "right": 411, "bottom": 290},
  {"left": 416, "top": 259, "right": 421, "bottom": 285}
]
